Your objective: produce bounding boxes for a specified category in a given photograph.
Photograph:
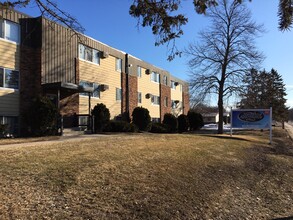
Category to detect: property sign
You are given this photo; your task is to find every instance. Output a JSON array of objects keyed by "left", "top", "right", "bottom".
[
  {"left": 231, "top": 109, "right": 271, "bottom": 129},
  {"left": 230, "top": 108, "right": 273, "bottom": 144}
]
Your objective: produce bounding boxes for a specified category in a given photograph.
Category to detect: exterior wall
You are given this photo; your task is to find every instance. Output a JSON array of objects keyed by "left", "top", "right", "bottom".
[
  {"left": 0, "top": 41, "right": 20, "bottom": 69},
  {"left": 19, "top": 45, "right": 42, "bottom": 133},
  {"left": 128, "top": 74, "right": 138, "bottom": 116},
  {"left": 0, "top": 89, "right": 19, "bottom": 116},
  {"left": 41, "top": 18, "right": 78, "bottom": 84},
  {"left": 0, "top": 41, "right": 20, "bottom": 117},
  {"left": 137, "top": 66, "right": 160, "bottom": 119},
  {"left": 182, "top": 83, "right": 190, "bottom": 115},
  {"left": 160, "top": 84, "right": 171, "bottom": 120},
  {"left": 0, "top": 9, "right": 190, "bottom": 133},
  {"left": 170, "top": 77, "right": 183, "bottom": 116},
  {"left": 0, "top": 9, "right": 28, "bottom": 22},
  {"left": 78, "top": 56, "right": 122, "bottom": 118}
]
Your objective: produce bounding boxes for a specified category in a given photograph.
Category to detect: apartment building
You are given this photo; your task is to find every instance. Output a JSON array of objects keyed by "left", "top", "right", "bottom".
[{"left": 0, "top": 9, "right": 189, "bottom": 135}]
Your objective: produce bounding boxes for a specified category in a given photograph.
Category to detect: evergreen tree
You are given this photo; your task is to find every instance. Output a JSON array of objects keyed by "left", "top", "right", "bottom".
[{"left": 239, "top": 68, "right": 288, "bottom": 126}]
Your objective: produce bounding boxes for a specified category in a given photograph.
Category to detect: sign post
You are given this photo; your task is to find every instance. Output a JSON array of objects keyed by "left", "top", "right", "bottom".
[{"left": 231, "top": 108, "right": 273, "bottom": 144}]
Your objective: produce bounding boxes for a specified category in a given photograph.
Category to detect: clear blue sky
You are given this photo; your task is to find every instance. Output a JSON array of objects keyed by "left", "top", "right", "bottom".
[{"left": 17, "top": 0, "right": 293, "bottom": 108}]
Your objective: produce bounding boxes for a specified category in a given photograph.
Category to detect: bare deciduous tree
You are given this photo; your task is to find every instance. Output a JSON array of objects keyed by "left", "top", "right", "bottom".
[
  {"left": 186, "top": 0, "right": 264, "bottom": 134},
  {"left": 0, "top": 0, "right": 84, "bottom": 32}
]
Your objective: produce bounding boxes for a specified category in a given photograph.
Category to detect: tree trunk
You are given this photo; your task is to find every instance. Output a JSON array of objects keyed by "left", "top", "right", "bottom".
[{"left": 218, "top": 83, "right": 224, "bottom": 134}]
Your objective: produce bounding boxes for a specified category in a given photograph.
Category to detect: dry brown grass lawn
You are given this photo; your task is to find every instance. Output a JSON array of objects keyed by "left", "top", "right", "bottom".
[{"left": 0, "top": 128, "right": 293, "bottom": 219}]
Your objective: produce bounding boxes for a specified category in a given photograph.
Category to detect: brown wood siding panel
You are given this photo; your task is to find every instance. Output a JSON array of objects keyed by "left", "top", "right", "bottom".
[
  {"left": 41, "top": 18, "right": 77, "bottom": 84},
  {"left": 0, "top": 9, "right": 29, "bottom": 23}
]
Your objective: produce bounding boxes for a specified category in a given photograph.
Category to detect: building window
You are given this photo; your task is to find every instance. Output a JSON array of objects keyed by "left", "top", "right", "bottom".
[
  {"left": 151, "top": 95, "right": 160, "bottom": 105},
  {"left": 163, "top": 75, "right": 168, "bottom": 86},
  {"left": 0, "top": 67, "right": 19, "bottom": 89},
  {"left": 151, "top": 71, "right": 160, "bottom": 83},
  {"left": 93, "top": 49, "right": 100, "bottom": 64},
  {"left": 0, "top": 116, "right": 18, "bottom": 135},
  {"left": 137, "top": 66, "right": 142, "bottom": 77},
  {"left": 138, "top": 92, "right": 142, "bottom": 104},
  {"left": 116, "top": 88, "right": 122, "bottom": 101},
  {"left": 79, "top": 80, "right": 100, "bottom": 98},
  {"left": 171, "top": 80, "right": 176, "bottom": 89},
  {"left": 116, "top": 58, "right": 122, "bottom": 72},
  {"left": 171, "top": 100, "right": 177, "bottom": 109},
  {"left": 0, "top": 19, "right": 20, "bottom": 43},
  {"left": 164, "top": 97, "right": 168, "bottom": 107},
  {"left": 152, "top": 118, "right": 160, "bottom": 123},
  {"left": 79, "top": 44, "right": 100, "bottom": 65}
]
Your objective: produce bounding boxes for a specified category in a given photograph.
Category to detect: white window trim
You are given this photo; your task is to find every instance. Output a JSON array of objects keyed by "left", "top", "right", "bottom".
[
  {"left": 116, "top": 88, "right": 122, "bottom": 102},
  {"left": 0, "top": 20, "right": 20, "bottom": 44},
  {"left": 137, "top": 66, "right": 142, "bottom": 78},
  {"left": 78, "top": 44, "right": 100, "bottom": 66},
  {"left": 151, "top": 95, "right": 160, "bottom": 106},
  {"left": 0, "top": 67, "right": 20, "bottom": 90},
  {"left": 116, "top": 58, "right": 122, "bottom": 72},
  {"left": 170, "top": 81, "right": 175, "bottom": 90},
  {"left": 79, "top": 81, "right": 100, "bottom": 99},
  {"left": 151, "top": 72, "right": 160, "bottom": 84}
]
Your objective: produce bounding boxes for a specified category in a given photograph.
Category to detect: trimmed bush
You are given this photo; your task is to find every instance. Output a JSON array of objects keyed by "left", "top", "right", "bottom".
[
  {"left": 162, "top": 113, "right": 178, "bottom": 133},
  {"left": 150, "top": 123, "right": 168, "bottom": 133},
  {"left": 92, "top": 103, "right": 110, "bottom": 132},
  {"left": 24, "top": 96, "right": 58, "bottom": 136},
  {"left": 187, "top": 111, "right": 204, "bottom": 131},
  {"left": 132, "top": 107, "right": 151, "bottom": 131},
  {"left": 0, "top": 124, "right": 8, "bottom": 138},
  {"left": 105, "top": 120, "right": 138, "bottom": 132},
  {"left": 178, "top": 114, "right": 189, "bottom": 133}
]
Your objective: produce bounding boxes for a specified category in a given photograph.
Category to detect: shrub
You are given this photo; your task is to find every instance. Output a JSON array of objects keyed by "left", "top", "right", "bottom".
[
  {"left": 162, "top": 113, "right": 178, "bottom": 133},
  {"left": 150, "top": 123, "right": 168, "bottom": 133},
  {"left": 132, "top": 107, "right": 151, "bottom": 131},
  {"left": 0, "top": 124, "right": 8, "bottom": 138},
  {"left": 187, "top": 111, "right": 204, "bottom": 131},
  {"left": 24, "top": 96, "right": 58, "bottom": 136},
  {"left": 105, "top": 120, "right": 138, "bottom": 132},
  {"left": 92, "top": 103, "right": 110, "bottom": 132},
  {"left": 178, "top": 114, "right": 189, "bottom": 133}
]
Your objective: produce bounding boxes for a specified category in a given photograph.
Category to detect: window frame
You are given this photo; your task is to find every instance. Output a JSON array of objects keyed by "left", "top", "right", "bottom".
[
  {"left": 137, "top": 66, "right": 142, "bottom": 78},
  {"left": 0, "top": 67, "right": 19, "bottom": 90},
  {"left": 163, "top": 75, "right": 168, "bottom": 86},
  {"left": 151, "top": 95, "right": 160, "bottom": 105},
  {"left": 164, "top": 96, "right": 168, "bottom": 107},
  {"left": 116, "top": 58, "right": 122, "bottom": 72},
  {"left": 116, "top": 87, "right": 122, "bottom": 101},
  {"left": 79, "top": 44, "right": 100, "bottom": 65},
  {"left": 171, "top": 80, "right": 176, "bottom": 89},
  {"left": 79, "top": 80, "right": 100, "bottom": 98},
  {"left": 138, "top": 92, "right": 142, "bottom": 104},
  {"left": 151, "top": 71, "right": 160, "bottom": 83},
  {"left": 0, "top": 19, "right": 20, "bottom": 43}
]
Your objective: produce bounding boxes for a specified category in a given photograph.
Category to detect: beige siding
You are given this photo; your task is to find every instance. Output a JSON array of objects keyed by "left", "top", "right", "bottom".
[
  {"left": 0, "top": 89, "right": 19, "bottom": 116},
  {"left": 78, "top": 56, "right": 122, "bottom": 118},
  {"left": 137, "top": 67, "right": 160, "bottom": 118},
  {"left": 171, "top": 85, "right": 183, "bottom": 102},
  {"left": 171, "top": 78, "right": 183, "bottom": 116},
  {"left": 0, "top": 40, "right": 20, "bottom": 69}
]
